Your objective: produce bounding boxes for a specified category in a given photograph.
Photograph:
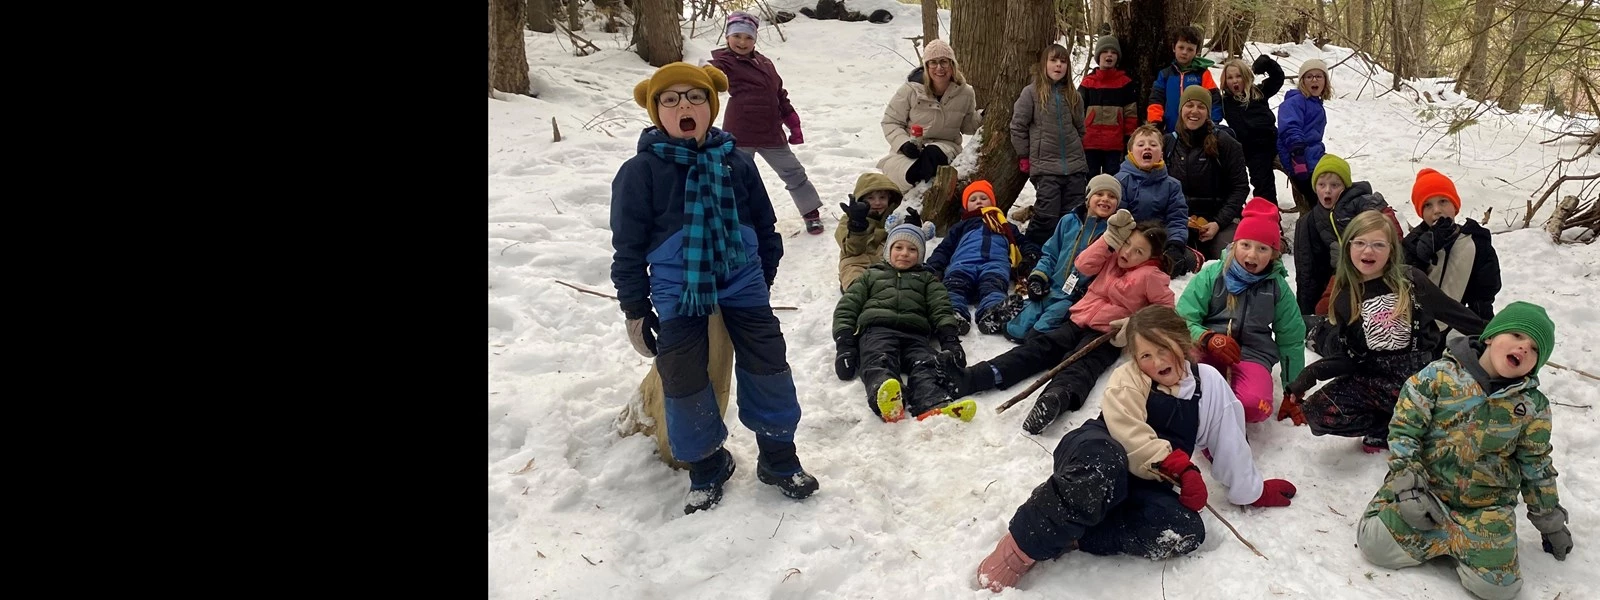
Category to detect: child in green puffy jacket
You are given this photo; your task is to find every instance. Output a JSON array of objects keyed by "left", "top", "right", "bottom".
[{"left": 834, "top": 217, "right": 977, "bottom": 423}]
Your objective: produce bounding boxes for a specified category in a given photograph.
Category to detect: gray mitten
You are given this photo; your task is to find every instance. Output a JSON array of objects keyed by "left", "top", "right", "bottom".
[
  {"left": 1103, "top": 209, "right": 1136, "bottom": 250},
  {"left": 1392, "top": 470, "right": 1448, "bottom": 531},
  {"left": 1529, "top": 506, "right": 1573, "bottom": 561}
]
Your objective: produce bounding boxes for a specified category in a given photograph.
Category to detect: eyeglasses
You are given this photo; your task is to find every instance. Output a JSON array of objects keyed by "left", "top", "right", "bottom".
[
  {"left": 1349, "top": 239, "right": 1390, "bottom": 252},
  {"left": 926, "top": 59, "right": 953, "bottom": 69},
  {"left": 657, "top": 89, "right": 710, "bottom": 108},
  {"left": 1302, "top": 73, "right": 1326, "bottom": 81}
]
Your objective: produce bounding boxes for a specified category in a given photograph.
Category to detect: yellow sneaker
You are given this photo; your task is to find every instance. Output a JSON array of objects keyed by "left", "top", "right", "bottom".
[
  {"left": 876, "top": 379, "right": 905, "bottom": 423},
  {"left": 917, "top": 398, "right": 978, "bottom": 422}
]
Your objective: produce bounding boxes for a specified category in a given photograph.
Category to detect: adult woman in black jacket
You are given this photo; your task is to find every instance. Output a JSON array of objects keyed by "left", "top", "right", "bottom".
[{"left": 1166, "top": 85, "right": 1250, "bottom": 261}]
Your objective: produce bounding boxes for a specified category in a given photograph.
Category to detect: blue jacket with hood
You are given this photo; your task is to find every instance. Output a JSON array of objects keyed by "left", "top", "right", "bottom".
[{"left": 1113, "top": 158, "right": 1190, "bottom": 245}]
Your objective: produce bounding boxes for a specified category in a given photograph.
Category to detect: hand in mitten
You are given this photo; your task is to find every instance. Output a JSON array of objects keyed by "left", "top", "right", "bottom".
[
  {"left": 938, "top": 326, "right": 966, "bottom": 367},
  {"left": 1251, "top": 478, "right": 1298, "bottom": 507},
  {"left": 1391, "top": 470, "right": 1449, "bottom": 530},
  {"left": 624, "top": 304, "right": 660, "bottom": 358},
  {"left": 1103, "top": 209, "right": 1136, "bottom": 249},
  {"left": 1277, "top": 392, "right": 1306, "bottom": 426},
  {"left": 1026, "top": 272, "right": 1050, "bottom": 297},
  {"left": 905, "top": 207, "right": 923, "bottom": 227},
  {"left": 1252, "top": 54, "right": 1274, "bottom": 74},
  {"left": 1290, "top": 144, "right": 1309, "bottom": 176},
  {"left": 899, "top": 141, "right": 922, "bottom": 159},
  {"left": 782, "top": 111, "right": 804, "bottom": 145},
  {"left": 1430, "top": 216, "right": 1460, "bottom": 250},
  {"left": 1201, "top": 331, "right": 1242, "bottom": 365},
  {"left": 834, "top": 334, "right": 859, "bottom": 381},
  {"left": 1163, "top": 240, "right": 1196, "bottom": 275},
  {"left": 1406, "top": 226, "right": 1439, "bottom": 266},
  {"left": 1018, "top": 157, "right": 1031, "bottom": 174},
  {"left": 1530, "top": 506, "right": 1572, "bottom": 561},
  {"left": 1157, "top": 449, "right": 1209, "bottom": 512},
  {"left": 841, "top": 199, "right": 871, "bottom": 232}
]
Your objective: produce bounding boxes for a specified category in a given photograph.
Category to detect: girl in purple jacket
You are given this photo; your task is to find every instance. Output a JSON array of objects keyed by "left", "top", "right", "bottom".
[{"left": 710, "top": 12, "right": 825, "bottom": 234}]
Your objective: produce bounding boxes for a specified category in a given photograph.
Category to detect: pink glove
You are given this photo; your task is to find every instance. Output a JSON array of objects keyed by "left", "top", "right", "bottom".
[
  {"left": 782, "top": 112, "right": 803, "bottom": 145},
  {"left": 976, "top": 532, "right": 1035, "bottom": 592},
  {"left": 1018, "top": 157, "right": 1030, "bottom": 173}
]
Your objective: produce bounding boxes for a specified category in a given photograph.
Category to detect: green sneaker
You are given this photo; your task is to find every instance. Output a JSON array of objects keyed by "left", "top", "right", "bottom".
[
  {"left": 918, "top": 398, "right": 978, "bottom": 422},
  {"left": 876, "top": 379, "right": 905, "bottom": 422}
]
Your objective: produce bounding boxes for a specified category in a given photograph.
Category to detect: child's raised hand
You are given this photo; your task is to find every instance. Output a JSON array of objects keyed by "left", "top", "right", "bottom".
[{"left": 1103, "top": 209, "right": 1135, "bottom": 249}]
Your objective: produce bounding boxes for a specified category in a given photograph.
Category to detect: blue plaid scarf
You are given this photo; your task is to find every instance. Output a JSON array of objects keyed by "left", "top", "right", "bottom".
[
  {"left": 649, "top": 137, "right": 747, "bottom": 317},
  {"left": 1223, "top": 257, "right": 1268, "bottom": 295}
]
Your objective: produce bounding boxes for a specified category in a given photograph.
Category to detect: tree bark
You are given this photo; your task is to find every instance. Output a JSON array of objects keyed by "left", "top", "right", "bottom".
[
  {"left": 950, "top": 0, "right": 1009, "bottom": 107},
  {"left": 1389, "top": 0, "right": 1409, "bottom": 89},
  {"left": 923, "top": 0, "right": 939, "bottom": 42},
  {"left": 968, "top": 0, "right": 1057, "bottom": 214},
  {"left": 1361, "top": 0, "right": 1373, "bottom": 51},
  {"left": 491, "top": 0, "right": 532, "bottom": 95},
  {"left": 567, "top": 0, "right": 583, "bottom": 30},
  {"left": 1501, "top": 8, "right": 1533, "bottom": 107},
  {"left": 634, "top": 0, "right": 683, "bottom": 67},
  {"left": 528, "top": 0, "right": 556, "bottom": 33},
  {"left": 1112, "top": 0, "right": 1169, "bottom": 118},
  {"left": 1456, "top": 0, "right": 1495, "bottom": 97},
  {"left": 1409, "top": 0, "right": 1428, "bottom": 76}
]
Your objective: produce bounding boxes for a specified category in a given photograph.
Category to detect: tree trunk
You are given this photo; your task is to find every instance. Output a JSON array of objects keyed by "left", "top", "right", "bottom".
[
  {"left": 1315, "top": 0, "right": 1328, "bottom": 45},
  {"left": 1361, "top": 0, "right": 1373, "bottom": 51},
  {"left": 634, "top": 0, "right": 683, "bottom": 67},
  {"left": 1112, "top": 0, "right": 1170, "bottom": 119},
  {"left": 528, "top": 0, "right": 556, "bottom": 33},
  {"left": 567, "top": 0, "right": 583, "bottom": 30},
  {"left": 923, "top": 0, "right": 939, "bottom": 42},
  {"left": 1212, "top": 6, "right": 1254, "bottom": 57},
  {"left": 1501, "top": 8, "right": 1533, "bottom": 108},
  {"left": 1456, "top": 0, "right": 1495, "bottom": 97},
  {"left": 489, "top": 1, "right": 496, "bottom": 97},
  {"left": 966, "top": 0, "right": 1057, "bottom": 216},
  {"left": 1409, "top": 0, "right": 1428, "bottom": 77},
  {"left": 950, "top": 0, "right": 1008, "bottom": 107},
  {"left": 491, "top": 0, "right": 532, "bottom": 95},
  {"left": 1389, "top": 0, "right": 1408, "bottom": 89}
]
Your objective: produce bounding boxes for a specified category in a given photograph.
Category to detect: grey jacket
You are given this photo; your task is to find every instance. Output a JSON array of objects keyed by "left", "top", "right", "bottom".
[{"left": 1010, "top": 82, "right": 1088, "bottom": 177}]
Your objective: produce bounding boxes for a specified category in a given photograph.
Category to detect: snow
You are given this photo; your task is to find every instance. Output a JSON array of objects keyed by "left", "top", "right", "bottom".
[{"left": 490, "top": 6, "right": 1599, "bottom": 599}]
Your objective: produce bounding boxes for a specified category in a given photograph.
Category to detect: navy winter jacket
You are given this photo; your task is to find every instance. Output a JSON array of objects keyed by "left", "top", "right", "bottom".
[{"left": 1114, "top": 159, "right": 1190, "bottom": 245}]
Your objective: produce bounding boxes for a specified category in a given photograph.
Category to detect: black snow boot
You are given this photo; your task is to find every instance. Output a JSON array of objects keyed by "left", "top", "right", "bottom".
[
  {"left": 1022, "top": 387, "right": 1079, "bottom": 434},
  {"left": 756, "top": 437, "right": 818, "bottom": 500},
  {"left": 684, "top": 447, "right": 736, "bottom": 514}
]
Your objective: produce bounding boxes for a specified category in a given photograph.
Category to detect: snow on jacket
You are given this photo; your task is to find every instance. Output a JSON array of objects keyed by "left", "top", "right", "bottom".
[
  {"left": 834, "top": 172, "right": 903, "bottom": 290},
  {"left": 1386, "top": 336, "right": 1558, "bottom": 514},
  {"left": 881, "top": 66, "right": 980, "bottom": 162},
  {"left": 1146, "top": 58, "right": 1223, "bottom": 133},
  {"left": 1078, "top": 67, "right": 1141, "bottom": 151},
  {"left": 1176, "top": 253, "right": 1306, "bottom": 387},
  {"left": 834, "top": 262, "right": 959, "bottom": 338},
  {"left": 710, "top": 48, "right": 797, "bottom": 148},
  {"left": 1101, "top": 359, "right": 1267, "bottom": 505},
  {"left": 926, "top": 210, "right": 1039, "bottom": 273},
  {"left": 1402, "top": 218, "right": 1501, "bottom": 323},
  {"left": 1031, "top": 203, "right": 1109, "bottom": 300},
  {"left": 1165, "top": 124, "right": 1250, "bottom": 227},
  {"left": 1010, "top": 81, "right": 1088, "bottom": 177},
  {"left": 1068, "top": 236, "right": 1176, "bottom": 333},
  {"left": 610, "top": 127, "right": 781, "bottom": 318},
  {"left": 1220, "top": 56, "right": 1284, "bottom": 148},
  {"left": 1114, "top": 158, "right": 1190, "bottom": 245},
  {"left": 1276, "top": 89, "right": 1327, "bottom": 173}
]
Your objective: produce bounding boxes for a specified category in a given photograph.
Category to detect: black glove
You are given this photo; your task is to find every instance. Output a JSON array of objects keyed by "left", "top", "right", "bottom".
[
  {"left": 1406, "top": 226, "right": 1438, "bottom": 266},
  {"left": 1026, "top": 273, "right": 1050, "bottom": 297},
  {"left": 904, "top": 207, "right": 923, "bottom": 227},
  {"left": 1291, "top": 142, "right": 1306, "bottom": 155},
  {"left": 1286, "top": 369, "right": 1317, "bottom": 396},
  {"left": 834, "top": 334, "right": 859, "bottom": 381},
  {"left": 841, "top": 198, "right": 870, "bottom": 232},
  {"left": 1163, "top": 240, "right": 1195, "bottom": 276},
  {"left": 1429, "top": 216, "right": 1459, "bottom": 251},
  {"left": 622, "top": 301, "right": 660, "bottom": 358},
  {"left": 1252, "top": 54, "right": 1273, "bottom": 74},
  {"left": 898, "top": 141, "right": 922, "bottom": 159},
  {"left": 1530, "top": 506, "right": 1573, "bottom": 561},
  {"left": 937, "top": 325, "right": 965, "bottom": 367}
]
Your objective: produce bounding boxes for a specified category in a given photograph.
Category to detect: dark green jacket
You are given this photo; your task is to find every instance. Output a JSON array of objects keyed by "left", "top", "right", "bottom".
[{"left": 834, "top": 262, "right": 959, "bottom": 337}]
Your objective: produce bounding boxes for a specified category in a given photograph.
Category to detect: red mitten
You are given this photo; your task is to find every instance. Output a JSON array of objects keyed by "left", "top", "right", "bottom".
[
  {"left": 1251, "top": 478, "right": 1298, "bottom": 507},
  {"left": 1278, "top": 393, "right": 1306, "bottom": 426},
  {"left": 1201, "top": 331, "right": 1242, "bottom": 365},
  {"left": 1018, "top": 157, "right": 1031, "bottom": 173},
  {"left": 1157, "top": 449, "right": 1209, "bottom": 512}
]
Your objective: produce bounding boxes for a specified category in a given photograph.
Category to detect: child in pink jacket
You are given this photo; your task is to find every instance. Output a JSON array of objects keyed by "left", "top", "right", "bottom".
[{"left": 938, "top": 209, "right": 1176, "bottom": 434}]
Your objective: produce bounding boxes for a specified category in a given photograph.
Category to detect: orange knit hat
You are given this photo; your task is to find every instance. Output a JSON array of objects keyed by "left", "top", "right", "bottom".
[
  {"left": 1411, "top": 168, "right": 1460, "bottom": 217},
  {"left": 962, "top": 180, "right": 996, "bottom": 210}
]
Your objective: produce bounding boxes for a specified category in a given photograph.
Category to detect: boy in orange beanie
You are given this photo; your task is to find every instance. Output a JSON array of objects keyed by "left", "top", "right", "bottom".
[
  {"left": 926, "top": 181, "right": 1041, "bottom": 335},
  {"left": 1401, "top": 167, "right": 1501, "bottom": 355}
]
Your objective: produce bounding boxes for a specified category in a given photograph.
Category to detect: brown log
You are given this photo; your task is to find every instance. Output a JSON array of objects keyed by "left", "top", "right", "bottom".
[{"left": 1545, "top": 195, "right": 1580, "bottom": 243}]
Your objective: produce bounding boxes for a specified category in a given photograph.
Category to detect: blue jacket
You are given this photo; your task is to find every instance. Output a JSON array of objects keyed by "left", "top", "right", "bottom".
[
  {"left": 1148, "top": 61, "right": 1223, "bottom": 133},
  {"left": 1114, "top": 159, "right": 1190, "bottom": 245},
  {"left": 1275, "top": 89, "right": 1327, "bottom": 173},
  {"left": 609, "top": 127, "right": 782, "bottom": 320},
  {"left": 1032, "top": 204, "right": 1108, "bottom": 300},
  {"left": 926, "top": 213, "right": 1037, "bottom": 273}
]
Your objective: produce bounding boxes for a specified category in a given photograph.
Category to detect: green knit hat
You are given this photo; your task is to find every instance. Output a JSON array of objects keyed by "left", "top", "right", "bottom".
[
  {"left": 1481, "top": 301, "right": 1556, "bottom": 376},
  {"left": 1312, "top": 154, "right": 1352, "bottom": 188},
  {"left": 1179, "top": 85, "right": 1212, "bottom": 113}
]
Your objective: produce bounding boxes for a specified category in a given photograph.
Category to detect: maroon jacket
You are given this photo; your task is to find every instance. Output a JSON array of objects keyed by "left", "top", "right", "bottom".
[{"left": 710, "top": 47, "right": 796, "bottom": 148}]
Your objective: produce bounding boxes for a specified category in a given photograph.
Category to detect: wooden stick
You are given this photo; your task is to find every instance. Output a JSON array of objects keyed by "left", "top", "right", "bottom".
[
  {"left": 1157, "top": 473, "right": 1268, "bottom": 560},
  {"left": 553, "top": 280, "right": 797, "bottom": 310},
  {"left": 995, "top": 331, "right": 1115, "bottom": 414},
  {"left": 1549, "top": 361, "right": 1600, "bottom": 382}
]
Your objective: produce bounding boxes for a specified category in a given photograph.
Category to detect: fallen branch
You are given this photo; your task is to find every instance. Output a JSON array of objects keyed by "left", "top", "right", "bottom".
[
  {"left": 996, "top": 331, "right": 1115, "bottom": 413},
  {"left": 554, "top": 280, "right": 798, "bottom": 310},
  {"left": 770, "top": 512, "right": 786, "bottom": 539},
  {"left": 1525, "top": 175, "right": 1600, "bottom": 229},
  {"left": 556, "top": 21, "right": 601, "bottom": 56},
  {"left": 1158, "top": 473, "right": 1267, "bottom": 560},
  {"left": 1551, "top": 401, "right": 1593, "bottom": 409},
  {"left": 1548, "top": 361, "right": 1600, "bottom": 382},
  {"left": 1544, "top": 195, "right": 1580, "bottom": 243}
]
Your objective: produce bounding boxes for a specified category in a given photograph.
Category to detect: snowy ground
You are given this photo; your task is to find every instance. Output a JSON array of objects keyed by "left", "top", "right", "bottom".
[{"left": 490, "top": 3, "right": 1599, "bottom": 598}]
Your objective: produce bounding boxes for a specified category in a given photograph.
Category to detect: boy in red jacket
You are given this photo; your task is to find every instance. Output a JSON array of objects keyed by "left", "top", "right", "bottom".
[{"left": 1078, "top": 35, "right": 1140, "bottom": 176}]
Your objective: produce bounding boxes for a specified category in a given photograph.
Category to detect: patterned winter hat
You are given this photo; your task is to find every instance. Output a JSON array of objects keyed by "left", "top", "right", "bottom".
[
  {"left": 633, "top": 62, "right": 730, "bottom": 130},
  {"left": 1481, "top": 301, "right": 1556, "bottom": 376},
  {"left": 1232, "top": 197, "right": 1282, "bottom": 251},
  {"left": 1411, "top": 168, "right": 1461, "bottom": 217},
  {"left": 725, "top": 11, "right": 758, "bottom": 40},
  {"left": 883, "top": 215, "right": 936, "bottom": 262},
  {"left": 1093, "top": 35, "right": 1121, "bottom": 60},
  {"left": 923, "top": 39, "right": 957, "bottom": 68}
]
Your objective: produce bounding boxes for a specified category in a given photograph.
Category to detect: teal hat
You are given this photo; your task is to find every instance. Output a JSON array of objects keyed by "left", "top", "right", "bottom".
[{"left": 1481, "top": 301, "right": 1556, "bottom": 376}]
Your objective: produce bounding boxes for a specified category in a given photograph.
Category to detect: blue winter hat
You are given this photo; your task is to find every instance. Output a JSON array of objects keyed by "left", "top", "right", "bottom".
[
  {"left": 883, "top": 215, "right": 935, "bottom": 262},
  {"left": 726, "top": 11, "right": 758, "bottom": 40}
]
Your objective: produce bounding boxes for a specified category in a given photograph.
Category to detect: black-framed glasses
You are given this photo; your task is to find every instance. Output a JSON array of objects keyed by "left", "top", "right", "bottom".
[{"left": 657, "top": 89, "right": 710, "bottom": 108}]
